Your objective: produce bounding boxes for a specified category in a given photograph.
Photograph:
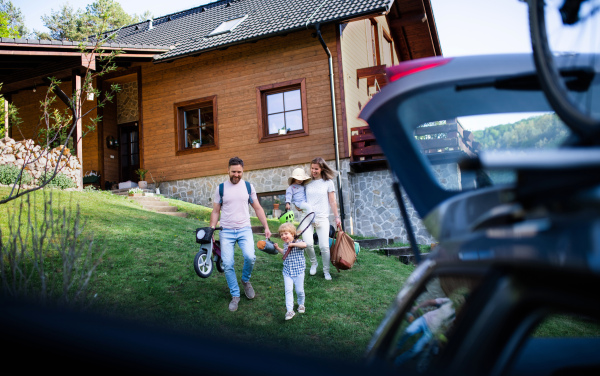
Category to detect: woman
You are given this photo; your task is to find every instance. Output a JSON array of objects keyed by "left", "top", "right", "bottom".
[{"left": 302, "top": 157, "right": 342, "bottom": 281}]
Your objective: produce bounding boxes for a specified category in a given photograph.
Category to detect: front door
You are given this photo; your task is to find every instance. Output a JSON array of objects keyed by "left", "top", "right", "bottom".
[{"left": 119, "top": 122, "right": 140, "bottom": 182}]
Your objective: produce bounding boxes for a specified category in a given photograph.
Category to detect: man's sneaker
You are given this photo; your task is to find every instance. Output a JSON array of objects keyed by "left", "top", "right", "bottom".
[
  {"left": 309, "top": 263, "right": 318, "bottom": 276},
  {"left": 297, "top": 304, "right": 305, "bottom": 313},
  {"left": 229, "top": 296, "right": 240, "bottom": 312},
  {"left": 285, "top": 311, "right": 295, "bottom": 320},
  {"left": 242, "top": 280, "right": 255, "bottom": 299},
  {"left": 324, "top": 272, "right": 332, "bottom": 281}
]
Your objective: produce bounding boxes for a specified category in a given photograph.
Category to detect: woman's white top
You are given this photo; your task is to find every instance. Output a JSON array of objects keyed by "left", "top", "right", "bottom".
[{"left": 305, "top": 178, "right": 335, "bottom": 218}]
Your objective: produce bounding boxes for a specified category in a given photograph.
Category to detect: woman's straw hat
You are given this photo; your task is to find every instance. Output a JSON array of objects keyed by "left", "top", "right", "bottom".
[{"left": 288, "top": 168, "right": 311, "bottom": 185}]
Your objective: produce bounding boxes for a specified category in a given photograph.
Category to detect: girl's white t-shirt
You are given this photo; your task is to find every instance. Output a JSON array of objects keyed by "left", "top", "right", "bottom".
[{"left": 305, "top": 178, "right": 335, "bottom": 218}]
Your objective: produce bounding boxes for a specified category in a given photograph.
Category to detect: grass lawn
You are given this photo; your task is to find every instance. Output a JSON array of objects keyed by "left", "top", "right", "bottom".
[{"left": 0, "top": 187, "right": 413, "bottom": 363}]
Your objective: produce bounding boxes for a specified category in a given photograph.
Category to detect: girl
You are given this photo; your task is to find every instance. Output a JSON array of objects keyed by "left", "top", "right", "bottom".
[
  {"left": 285, "top": 168, "right": 312, "bottom": 213},
  {"left": 274, "top": 222, "right": 307, "bottom": 320}
]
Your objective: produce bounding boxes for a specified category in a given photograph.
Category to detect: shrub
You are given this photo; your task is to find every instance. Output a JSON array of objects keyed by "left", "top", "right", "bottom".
[
  {"left": 39, "top": 171, "right": 77, "bottom": 190},
  {"left": 0, "top": 164, "right": 34, "bottom": 186},
  {"left": 0, "top": 192, "right": 104, "bottom": 306}
]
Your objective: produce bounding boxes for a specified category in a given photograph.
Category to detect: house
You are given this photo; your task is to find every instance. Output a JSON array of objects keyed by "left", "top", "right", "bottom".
[{"left": 0, "top": 0, "right": 441, "bottom": 241}]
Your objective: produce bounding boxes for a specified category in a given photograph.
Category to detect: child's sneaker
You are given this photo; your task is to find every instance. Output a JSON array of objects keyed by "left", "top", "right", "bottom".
[
  {"left": 285, "top": 311, "right": 295, "bottom": 320},
  {"left": 297, "top": 304, "right": 305, "bottom": 313}
]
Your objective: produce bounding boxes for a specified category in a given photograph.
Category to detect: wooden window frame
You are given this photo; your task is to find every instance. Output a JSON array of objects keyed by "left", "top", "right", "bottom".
[
  {"left": 256, "top": 78, "right": 309, "bottom": 143},
  {"left": 174, "top": 95, "right": 219, "bottom": 156},
  {"left": 370, "top": 19, "right": 381, "bottom": 67},
  {"left": 383, "top": 29, "right": 395, "bottom": 65}
]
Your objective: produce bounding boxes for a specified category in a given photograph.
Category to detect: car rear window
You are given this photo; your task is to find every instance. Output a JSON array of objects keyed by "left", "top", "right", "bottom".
[{"left": 415, "top": 112, "right": 572, "bottom": 192}]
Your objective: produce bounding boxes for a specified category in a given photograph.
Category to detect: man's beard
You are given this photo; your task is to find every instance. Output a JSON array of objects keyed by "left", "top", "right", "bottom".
[{"left": 230, "top": 175, "right": 240, "bottom": 184}]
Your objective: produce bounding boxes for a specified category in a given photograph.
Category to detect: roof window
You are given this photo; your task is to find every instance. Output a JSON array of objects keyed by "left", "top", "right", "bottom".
[{"left": 208, "top": 15, "right": 247, "bottom": 36}]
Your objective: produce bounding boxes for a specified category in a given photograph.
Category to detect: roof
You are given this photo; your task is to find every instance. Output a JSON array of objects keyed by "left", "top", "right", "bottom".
[{"left": 109, "top": 0, "right": 393, "bottom": 62}]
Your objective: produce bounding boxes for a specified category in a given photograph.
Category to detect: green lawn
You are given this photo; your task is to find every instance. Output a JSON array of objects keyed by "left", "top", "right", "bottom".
[{"left": 0, "top": 187, "right": 413, "bottom": 363}]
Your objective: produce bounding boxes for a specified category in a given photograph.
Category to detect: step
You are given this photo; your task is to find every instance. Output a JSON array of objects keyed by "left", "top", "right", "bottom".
[
  {"left": 355, "top": 238, "right": 391, "bottom": 249},
  {"left": 145, "top": 205, "right": 178, "bottom": 212},
  {"left": 380, "top": 247, "right": 412, "bottom": 257},
  {"left": 112, "top": 188, "right": 156, "bottom": 196},
  {"left": 399, "top": 252, "right": 430, "bottom": 265},
  {"left": 160, "top": 211, "right": 188, "bottom": 217}
]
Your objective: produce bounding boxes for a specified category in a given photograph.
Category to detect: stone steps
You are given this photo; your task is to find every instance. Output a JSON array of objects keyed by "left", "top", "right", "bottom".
[
  {"left": 355, "top": 238, "right": 392, "bottom": 249},
  {"left": 111, "top": 188, "right": 155, "bottom": 196},
  {"left": 399, "top": 252, "right": 430, "bottom": 265},
  {"left": 354, "top": 238, "right": 429, "bottom": 265},
  {"left": 127, "top": 195, "right": 188, "bottom": 217}
]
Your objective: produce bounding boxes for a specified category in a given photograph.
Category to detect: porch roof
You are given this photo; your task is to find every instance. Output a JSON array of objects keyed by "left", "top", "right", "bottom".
[{"left": 0, "top": 39, "right": 170, "bottom": 95}]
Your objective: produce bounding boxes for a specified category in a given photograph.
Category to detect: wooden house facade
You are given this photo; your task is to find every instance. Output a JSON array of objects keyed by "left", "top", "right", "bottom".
[{"left": 1, "top": 0, "right": 441, "bottom": 235}]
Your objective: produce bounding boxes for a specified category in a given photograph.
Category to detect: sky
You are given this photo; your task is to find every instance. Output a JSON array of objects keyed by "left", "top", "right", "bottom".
[{"left": 15, "top": 0, "right": 540, "bottom": 131}]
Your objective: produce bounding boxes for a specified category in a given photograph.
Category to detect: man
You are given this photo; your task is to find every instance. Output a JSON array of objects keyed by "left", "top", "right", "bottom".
[{"left": 210, "top": 157, "right": 272, "bottom": 312}]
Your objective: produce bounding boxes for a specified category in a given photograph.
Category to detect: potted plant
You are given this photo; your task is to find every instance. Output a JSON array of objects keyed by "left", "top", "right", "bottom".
[
  {"left": 135, "top": 168, "right": 148, "bottom": 189},
  {"left": 128, "top": 187, "right": 144, "bottom": 197},
  {"left": 192, "top": 140, "right": 201, "bottom": 148},
  {"left": 273, "top": 197, "right": 280, "bottom": 210}
]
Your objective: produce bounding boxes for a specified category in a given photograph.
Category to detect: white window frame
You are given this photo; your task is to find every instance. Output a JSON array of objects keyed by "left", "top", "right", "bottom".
[{"left": 208, "top": 15, "right": 248, "bottom": 36}]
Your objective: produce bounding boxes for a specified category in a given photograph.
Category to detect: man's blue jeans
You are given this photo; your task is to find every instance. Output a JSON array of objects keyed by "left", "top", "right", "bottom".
[
  {"left": 394, "top": 316, "right": 433, "bottom": 366},
  {"left": 219, "top": 226, "right": 255, "bottom": 297}
]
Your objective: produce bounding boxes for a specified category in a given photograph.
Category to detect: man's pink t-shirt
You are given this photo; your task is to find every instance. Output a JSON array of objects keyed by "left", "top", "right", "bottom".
[{"left": 213, "top": 179, "right": 258, "bottom": 229}]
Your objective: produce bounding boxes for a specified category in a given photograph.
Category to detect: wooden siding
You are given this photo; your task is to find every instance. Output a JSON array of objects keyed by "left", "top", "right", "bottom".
[
  {"left": 339, "top": 16, "right": 399, "bottom": 155},
  {"left": 137, "top": 25, "right": 345, "bottom": 182}
]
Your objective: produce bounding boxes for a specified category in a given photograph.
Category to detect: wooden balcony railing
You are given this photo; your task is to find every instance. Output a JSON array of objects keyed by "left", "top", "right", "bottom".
[
  {"left": 350, "top": 119, "right": 480, "bottom": 170},
  {"left": 415, "top": 119, "right": 480, "bottom": 159},
  {"left": 351, "top": 126, "right": 384, "bottom": 162}
]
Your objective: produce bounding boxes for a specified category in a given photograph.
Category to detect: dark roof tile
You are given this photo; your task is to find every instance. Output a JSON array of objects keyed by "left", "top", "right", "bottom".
[{"left": 109, "top": 0, "right": 391, "bottom": 62}]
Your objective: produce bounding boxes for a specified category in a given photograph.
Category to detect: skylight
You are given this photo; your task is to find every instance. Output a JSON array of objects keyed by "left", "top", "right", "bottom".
[{"left": 208, "top": 15, "right": 248, "bottom": 36}]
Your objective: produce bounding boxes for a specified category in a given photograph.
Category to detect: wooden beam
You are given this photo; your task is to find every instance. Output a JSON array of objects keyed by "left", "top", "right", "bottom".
[
  {"left": 389, "top": 11, "right": 427, "bottom": 28},
  {"left": 72, "top": 71, "right": 83, "bottom": 187},
  {"left": 357, "top": 64, "right": 386, "bottom": 79}
]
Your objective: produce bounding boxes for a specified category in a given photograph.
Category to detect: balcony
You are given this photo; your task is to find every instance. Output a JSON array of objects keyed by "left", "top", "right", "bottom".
[{"left": 350, "top": 119, "right": 479, "bottom": 173}]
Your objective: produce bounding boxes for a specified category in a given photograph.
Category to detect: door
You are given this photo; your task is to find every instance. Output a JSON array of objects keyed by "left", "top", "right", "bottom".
[{"left": 119, "top": 122, "right": 140, "bottom": 182}]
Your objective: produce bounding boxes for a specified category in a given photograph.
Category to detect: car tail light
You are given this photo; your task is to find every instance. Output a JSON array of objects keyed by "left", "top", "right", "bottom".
[{"left": 387, "top": 57, "right": 453, "bottom": 82}]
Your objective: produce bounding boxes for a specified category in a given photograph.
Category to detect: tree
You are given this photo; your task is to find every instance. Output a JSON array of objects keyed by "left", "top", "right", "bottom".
[
  {"left": 0, "top": 0, "right": 27, "bottom": 37},
  {"left": 37, "top": 0, "right": 151, "bottom": 41},
  {"left": 0, "top": 6, "right": 21, "bottom": 140}
]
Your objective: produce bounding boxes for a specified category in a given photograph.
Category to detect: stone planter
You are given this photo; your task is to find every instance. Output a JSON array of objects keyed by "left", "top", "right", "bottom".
[{"left": 138, "top": 180, "right": 148, "bottom": 189}]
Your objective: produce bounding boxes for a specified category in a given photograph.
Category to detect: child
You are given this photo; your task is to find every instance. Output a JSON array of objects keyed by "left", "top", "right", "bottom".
[
  {"left": 285, "top": 168, "right": 312, "bottom": 213},
  {"left": 273, "top": 222, "right": 307, "bottom": 320}
]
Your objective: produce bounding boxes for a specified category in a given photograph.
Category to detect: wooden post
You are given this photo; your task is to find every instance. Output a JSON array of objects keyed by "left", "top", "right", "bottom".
[
  {"left": 72, "top": 70, "right": 84, "bottom": 188},
  {"left": 4, "top": 96, "right": 8, "bottom": 140}
]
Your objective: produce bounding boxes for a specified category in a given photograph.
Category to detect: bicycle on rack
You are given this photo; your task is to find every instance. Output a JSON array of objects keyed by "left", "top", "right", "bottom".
[
  {"left": 193, "top": 226, "right": 224, "bottom": 278},
  {"left": 527, "top": 0, "right": 600, "bottom": 141}
]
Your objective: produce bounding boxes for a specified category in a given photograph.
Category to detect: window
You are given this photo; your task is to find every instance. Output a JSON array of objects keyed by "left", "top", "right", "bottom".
[
  {"left": 256, "top": 78, "right": 308, "bottom": 142},
  {"left": 174, "top": 96, "right": 218, "bottom": 154},
  {"left": 208, "top": 15, "right": 248, "bottom": 36},
  {"left": 257, "top": 191, "right": 286, "bottom": 218}
]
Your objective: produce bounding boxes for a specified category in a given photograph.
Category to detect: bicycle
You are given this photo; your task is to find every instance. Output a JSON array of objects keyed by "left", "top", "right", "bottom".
[
  {"left": 527, "top": 0, "right": 600, "bottom": 141},
  {"left": 193, "top": 226, "right": 224, "bottom": 278}
]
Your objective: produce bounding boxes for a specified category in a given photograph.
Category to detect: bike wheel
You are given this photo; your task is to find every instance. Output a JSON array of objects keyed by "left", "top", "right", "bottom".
[
  {"left": 216, "top": 256, "right": 224, "bottom": 273},
  {"left": 194, "top": 249, "right": 213, "bottom": 278},
  {"left": 529, "top": 0, "right": 600, "bottom": 140}
]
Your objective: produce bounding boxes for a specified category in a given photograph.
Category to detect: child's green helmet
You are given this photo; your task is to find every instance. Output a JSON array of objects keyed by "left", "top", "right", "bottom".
[{"left": 279, "top": 210, "right": 295, "bottom": 224}]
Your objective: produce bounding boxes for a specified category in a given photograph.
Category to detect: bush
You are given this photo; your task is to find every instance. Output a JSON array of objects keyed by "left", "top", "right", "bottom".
[
  {"left": 39, "top": 171, "right": 77, "bottom": 189},
  {"left": 0, "top": 164, "right": 34, "bottom": 186}
]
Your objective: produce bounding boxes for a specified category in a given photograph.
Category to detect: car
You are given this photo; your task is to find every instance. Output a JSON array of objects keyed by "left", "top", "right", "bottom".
[{"left": 359, "top": 53, "right": 600, "bottom": 376}]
